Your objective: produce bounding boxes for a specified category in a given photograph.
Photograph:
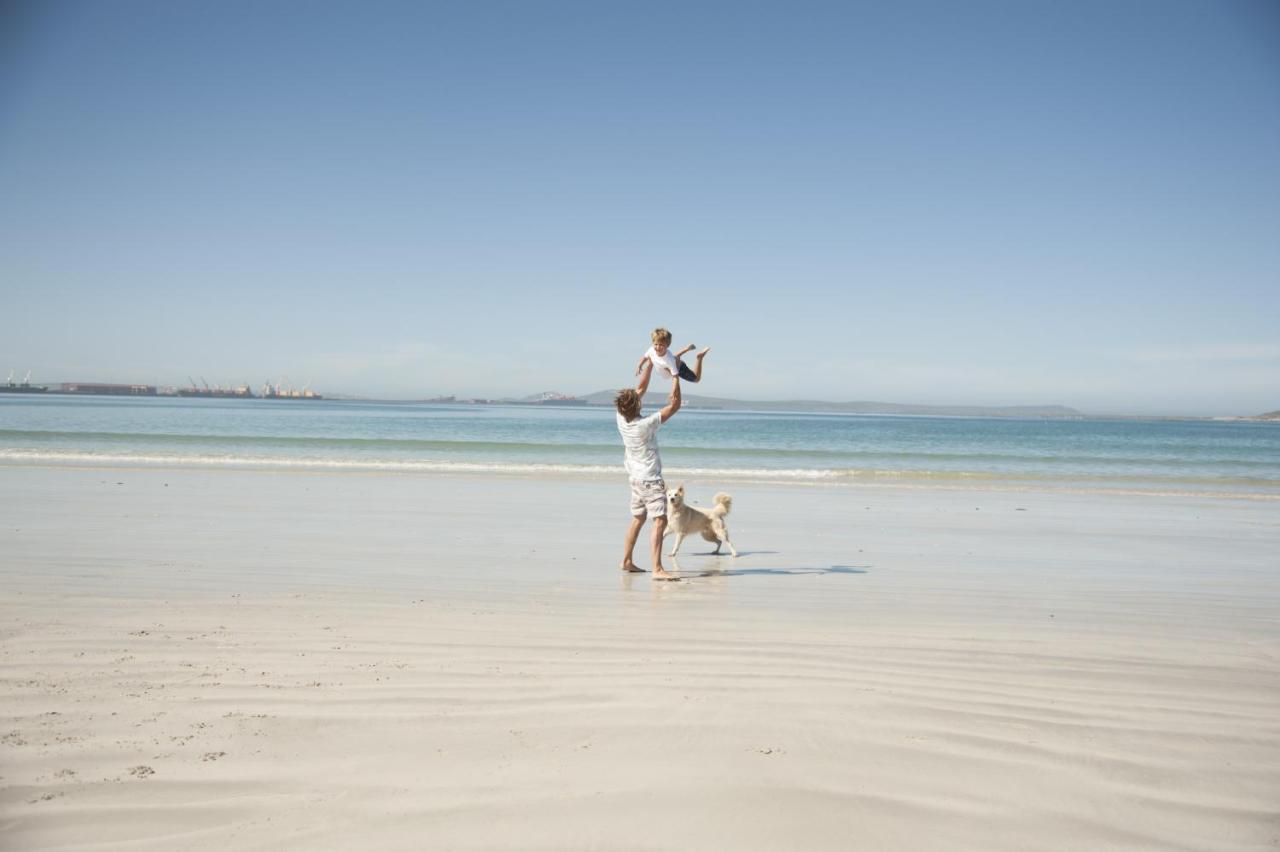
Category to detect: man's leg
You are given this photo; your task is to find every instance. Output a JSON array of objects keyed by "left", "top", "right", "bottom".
[
  {"left": 651, "top": 516, "right": 677, "bottom": 580},
  {"left": 621, "top": 514, "right": 646, "bottom": 572}
]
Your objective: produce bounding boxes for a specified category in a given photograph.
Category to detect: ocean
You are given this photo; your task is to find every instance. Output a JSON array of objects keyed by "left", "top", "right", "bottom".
[{"left": 2, "top": 395, "right": 1278, "bottom": 498}]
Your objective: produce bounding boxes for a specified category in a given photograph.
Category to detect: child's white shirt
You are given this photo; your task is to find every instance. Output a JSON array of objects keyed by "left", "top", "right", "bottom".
[{"left": 645, "top": 346, "right": 680, "bottom": 377}]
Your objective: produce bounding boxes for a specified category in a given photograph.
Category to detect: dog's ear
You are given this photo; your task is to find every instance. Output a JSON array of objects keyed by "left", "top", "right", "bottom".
[{"left": 677, "top": 483, "right": 685, "bottom": 494}]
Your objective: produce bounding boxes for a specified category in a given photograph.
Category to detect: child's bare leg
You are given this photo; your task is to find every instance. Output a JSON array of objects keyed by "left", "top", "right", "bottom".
[{"left": 692, "top": 347, "right": 710, "bottom": 382}]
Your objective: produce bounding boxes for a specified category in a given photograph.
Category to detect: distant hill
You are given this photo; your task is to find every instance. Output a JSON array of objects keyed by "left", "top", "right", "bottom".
[
  {"left": 581, "top": 390, "right": 1081, "bottom": 418},
  {"left": 1255, "top": 410, "right": 1280, "bottom": 420}
]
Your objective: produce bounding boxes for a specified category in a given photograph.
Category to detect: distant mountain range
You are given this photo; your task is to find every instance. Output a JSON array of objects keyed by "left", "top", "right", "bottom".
[{"left": 579, "top": 390, "right": 1081, "bottom": 418}]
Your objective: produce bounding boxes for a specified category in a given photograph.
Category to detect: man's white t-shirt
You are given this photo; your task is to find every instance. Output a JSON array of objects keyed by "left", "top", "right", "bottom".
[
  {"left": 616, "top": 411, "right": 663, "bottom": 481},
  {"left": 644, "top": 346, "right": 680, "bottom": 378}
]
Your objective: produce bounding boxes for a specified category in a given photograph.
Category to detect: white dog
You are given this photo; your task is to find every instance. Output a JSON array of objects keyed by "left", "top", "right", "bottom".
[{"left": 665, "top": 484, "right": 737, "bottom": 557}]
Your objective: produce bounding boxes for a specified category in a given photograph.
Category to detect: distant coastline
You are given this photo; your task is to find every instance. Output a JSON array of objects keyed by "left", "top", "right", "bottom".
[
  {"left": 314, "top": 392, "right": 1082, "bottom": 418},
  {"left": 575, "top": 390, "right": 1081, "bottom": 418},
  {"left": 7, "top": 378, "right": 1276, "bottom": 421}
]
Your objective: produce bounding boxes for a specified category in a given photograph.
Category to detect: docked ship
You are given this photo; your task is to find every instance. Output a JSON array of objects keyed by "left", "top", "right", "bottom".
[
  {"left": 177, "top": 377, "right": 255, "bottom": 398},
  {"left": 260, "top": 379, "right": 322, "bottom": 400},
  {"left": 172, "top": 376, "right": 323, "bottom": 399},
  {"left": 1, "top": 370, "right": 48, "bottom": 393},
  {"left": 533, "top": 391, "right": 587, "bottom": 406}
]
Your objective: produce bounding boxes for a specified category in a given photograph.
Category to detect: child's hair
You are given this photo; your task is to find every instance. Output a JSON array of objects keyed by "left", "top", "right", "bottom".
[
  {"left": 614, "top": 388, "right": 642, "bottom": 421},
  {"left": 651, "top": 327, "right": 672, "bottom": 345}
]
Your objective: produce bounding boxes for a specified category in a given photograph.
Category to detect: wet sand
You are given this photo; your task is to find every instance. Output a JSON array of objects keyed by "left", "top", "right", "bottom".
[{"left": 2, "top": 466, "right": 1278, "bottom": 850}]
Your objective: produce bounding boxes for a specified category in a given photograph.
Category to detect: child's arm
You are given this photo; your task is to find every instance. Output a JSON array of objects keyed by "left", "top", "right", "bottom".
[
  {"left": 674, "top": 344, "right": 695, "bottom": 358},
  {"left": 635, "top": 353, "right": 650, "bottom": 376},
  {"left": 635, "top": 360, "right": 654, "bottom": 398}
]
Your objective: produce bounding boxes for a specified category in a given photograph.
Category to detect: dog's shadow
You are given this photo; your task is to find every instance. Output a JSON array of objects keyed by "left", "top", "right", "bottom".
[
  {"left": 673, "top": 559, "right": 868, "bottom": 579},
  {"left": 690, "top": 549, "right": 778, "bottom": 557}
]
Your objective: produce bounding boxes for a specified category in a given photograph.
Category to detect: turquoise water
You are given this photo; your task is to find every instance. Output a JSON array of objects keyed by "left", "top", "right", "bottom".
[{"left": 2, "top": 395, "right": 1278, "bottom": 496}]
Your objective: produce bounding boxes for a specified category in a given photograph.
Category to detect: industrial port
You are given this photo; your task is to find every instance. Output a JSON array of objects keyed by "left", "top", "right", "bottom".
[
  {"left": 2, "top": 371, "right": 323, "bottom": 399},
  {"left": 1, "top": 371, "right": 48, "bottom": 393},
  {"left": 4, "top": 371, "right": 590, "bottom": 406},
  {"left": 177, "top": 378, "right": 323, "bottom": 400}
]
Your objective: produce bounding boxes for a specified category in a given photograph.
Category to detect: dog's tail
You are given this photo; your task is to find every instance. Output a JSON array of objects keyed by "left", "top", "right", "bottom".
[{"left": 711, "top": 492, "right": 732, "bottom": 518}]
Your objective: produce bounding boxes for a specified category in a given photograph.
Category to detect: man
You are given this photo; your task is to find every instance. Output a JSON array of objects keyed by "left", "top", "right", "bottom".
[{"left": 615, "top": 361, "right": 681, "bottom": 580}]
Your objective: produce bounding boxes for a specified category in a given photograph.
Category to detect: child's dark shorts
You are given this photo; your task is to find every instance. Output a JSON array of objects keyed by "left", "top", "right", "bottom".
[{"left": 677, "top": 360, "right": 698, "bottom": 382}]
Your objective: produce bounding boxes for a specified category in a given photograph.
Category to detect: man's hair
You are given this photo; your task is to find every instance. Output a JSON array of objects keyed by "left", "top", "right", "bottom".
[
  {"left": 651, "top": 327, "right": 672, "bottom": 345},
  {"left": 614, "top": 388, "right": 642, "bottom": 421}
]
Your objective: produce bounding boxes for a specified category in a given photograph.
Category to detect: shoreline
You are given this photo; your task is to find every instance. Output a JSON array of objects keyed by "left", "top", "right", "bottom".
[{"left": 3, "top": 456, "right": 1277, "bottom": 502}]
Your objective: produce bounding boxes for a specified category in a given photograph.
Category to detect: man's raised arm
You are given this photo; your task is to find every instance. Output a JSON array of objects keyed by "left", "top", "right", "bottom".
[
  {"left": 659, "top": 376, "right": 681, "bottom": 423},
  {"left": 635, "top": 360, "right": 654, "bottom": 398}
]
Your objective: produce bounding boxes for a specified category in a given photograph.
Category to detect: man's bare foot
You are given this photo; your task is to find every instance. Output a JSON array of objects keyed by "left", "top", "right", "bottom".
[
  {"left": 652, "top": 567, "right": 680, "bottom": 581},
  {"left": 621, "top": 561, "right": 646, "bottom": 573},
  {"left": 696, "top": 347, "right": 711, "bottom": 360}
]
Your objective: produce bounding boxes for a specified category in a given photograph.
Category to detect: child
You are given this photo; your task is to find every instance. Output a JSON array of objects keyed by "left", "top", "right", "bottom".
[{"left": 635, "top": 327, "right": 710, "bottom": 386}]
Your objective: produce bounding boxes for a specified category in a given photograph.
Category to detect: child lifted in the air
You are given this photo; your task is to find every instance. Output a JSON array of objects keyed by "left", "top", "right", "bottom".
[{"left": 635, "top": 327, "right": 710, "bottom": 387}]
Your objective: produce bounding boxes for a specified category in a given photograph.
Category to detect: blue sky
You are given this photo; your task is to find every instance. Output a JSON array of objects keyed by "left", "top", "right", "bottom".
[{"left": 2, "top": 0, "right": 1277, "bottom": 414}]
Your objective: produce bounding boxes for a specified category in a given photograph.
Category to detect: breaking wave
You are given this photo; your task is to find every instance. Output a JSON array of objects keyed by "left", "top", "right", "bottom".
[{"left": 2, "top": 448, "right": 1276, "bottom": 500}]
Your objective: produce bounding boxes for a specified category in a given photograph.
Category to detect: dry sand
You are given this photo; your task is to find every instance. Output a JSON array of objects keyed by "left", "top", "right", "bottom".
[{"left": 2, "top": 466, "right": 1278, "bottom": 850}]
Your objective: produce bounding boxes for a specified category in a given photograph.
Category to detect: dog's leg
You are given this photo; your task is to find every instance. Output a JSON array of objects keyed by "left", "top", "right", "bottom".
[
  {"left": 669, "top": 532, "right": 685, "bottom": 557},
  {"left": 715, "top": 523, "right": 738, "bottom": 558}
]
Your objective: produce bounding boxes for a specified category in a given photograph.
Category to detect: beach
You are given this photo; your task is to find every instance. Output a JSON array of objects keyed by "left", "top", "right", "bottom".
[
  {"left": 2, "top": 464, "right": 1278, "bottom": 850},
  {"left": 7, "top": 0, "right": 1279, "bottom": 846}
]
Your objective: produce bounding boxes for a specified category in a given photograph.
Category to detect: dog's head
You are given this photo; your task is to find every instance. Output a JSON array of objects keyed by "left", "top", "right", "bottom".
[{"left": 666, "top": 483, "right": 685, "bottom": 508}]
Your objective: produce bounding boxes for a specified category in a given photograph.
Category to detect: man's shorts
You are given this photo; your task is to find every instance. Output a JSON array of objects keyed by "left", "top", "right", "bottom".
[{"left": 629, "top": 479, "right": 667, "bottom": 519}]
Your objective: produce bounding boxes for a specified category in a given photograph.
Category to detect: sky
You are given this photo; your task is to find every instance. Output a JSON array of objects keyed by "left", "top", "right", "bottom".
[{"left": 1, "top": 0, "right": 1277, "bottom": 415}]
